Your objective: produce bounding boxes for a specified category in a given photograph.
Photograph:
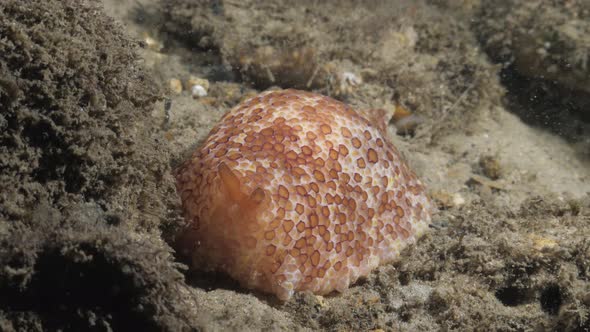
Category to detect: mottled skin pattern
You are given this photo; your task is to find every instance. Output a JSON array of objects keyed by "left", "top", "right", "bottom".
[{"left": 175, "top": 89, "right": 433, "bottom": 300}]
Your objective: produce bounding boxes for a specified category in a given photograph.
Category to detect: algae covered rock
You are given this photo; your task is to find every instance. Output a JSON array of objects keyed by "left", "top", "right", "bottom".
[{"left": 0, "top": 0, "right": 191, "bottom": 330}]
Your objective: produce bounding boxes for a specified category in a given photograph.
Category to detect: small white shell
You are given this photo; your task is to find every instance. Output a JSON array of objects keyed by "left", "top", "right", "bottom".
[{"left": 191, "top": 85, "right": 208, "bottom": 98}]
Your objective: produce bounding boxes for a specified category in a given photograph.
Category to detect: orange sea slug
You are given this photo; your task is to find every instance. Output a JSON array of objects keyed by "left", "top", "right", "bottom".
[{"left": 175, "top": 89, "right": 433, "bottom": 300}]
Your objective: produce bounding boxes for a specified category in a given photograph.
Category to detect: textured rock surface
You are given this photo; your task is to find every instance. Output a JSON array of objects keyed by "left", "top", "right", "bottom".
[{"left": 0, "top": 0, "right": 188, "bottom": 330}]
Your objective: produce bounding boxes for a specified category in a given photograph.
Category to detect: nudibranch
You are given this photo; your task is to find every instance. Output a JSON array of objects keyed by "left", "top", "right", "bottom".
[{"left": 175, "top": 89, "right": 433, "bottom": 300}]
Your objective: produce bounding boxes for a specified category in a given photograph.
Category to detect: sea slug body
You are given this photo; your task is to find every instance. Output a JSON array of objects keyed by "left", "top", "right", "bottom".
[{"left": 175, "top": 89, "right": 433, "bottom": 300}]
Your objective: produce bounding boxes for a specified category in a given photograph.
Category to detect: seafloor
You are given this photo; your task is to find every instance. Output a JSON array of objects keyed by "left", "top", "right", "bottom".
[{"left": 1, "top": 0, "right": 589, "bottom": 331}]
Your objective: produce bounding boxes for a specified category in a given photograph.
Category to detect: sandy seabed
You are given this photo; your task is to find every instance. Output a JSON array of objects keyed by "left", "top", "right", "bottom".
[{"left": 1, "top": 0, "right": 589, "bottom": 331}]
